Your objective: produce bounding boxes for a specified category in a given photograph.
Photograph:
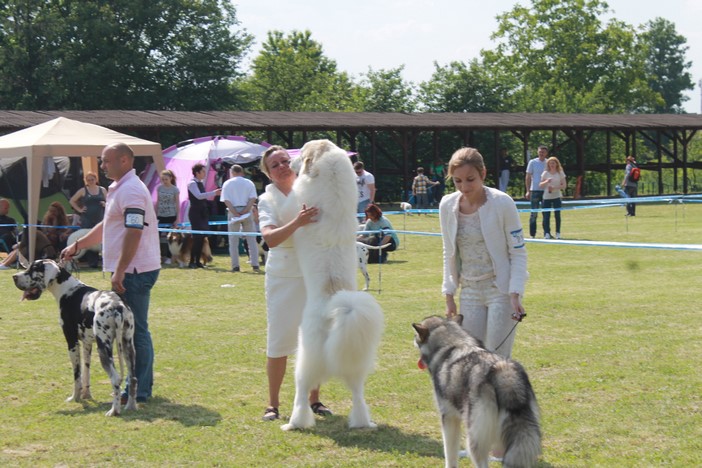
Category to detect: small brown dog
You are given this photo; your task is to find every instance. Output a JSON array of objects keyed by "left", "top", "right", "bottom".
[{"left": 166, "top": 231, "right": 213, "bottom": 268}]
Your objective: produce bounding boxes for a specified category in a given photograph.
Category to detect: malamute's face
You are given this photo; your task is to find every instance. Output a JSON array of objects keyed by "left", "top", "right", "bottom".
[
  {"left": 412, "top": 315, "right": 465, "bottom": 369},
  {"left": 12, "top": 259, "right": 61, "bottom": 301}
]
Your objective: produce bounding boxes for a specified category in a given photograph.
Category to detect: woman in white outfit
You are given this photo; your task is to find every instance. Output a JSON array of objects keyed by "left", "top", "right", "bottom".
[
  {"left": 257, "top": 145, "right": 332, "bottom": 421},
  {"left": 439, "top": 147, "right": 528, "bottom": 358}
]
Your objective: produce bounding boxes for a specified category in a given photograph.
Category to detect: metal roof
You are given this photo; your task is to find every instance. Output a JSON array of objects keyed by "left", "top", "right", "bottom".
[{"left": 0, "top": 110, "right": 701, "bottom": 133}]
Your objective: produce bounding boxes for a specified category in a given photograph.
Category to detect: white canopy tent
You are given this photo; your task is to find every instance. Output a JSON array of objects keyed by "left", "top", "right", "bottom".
[{"left": 0, "top": 117, "right": 164, "bottom": 261}]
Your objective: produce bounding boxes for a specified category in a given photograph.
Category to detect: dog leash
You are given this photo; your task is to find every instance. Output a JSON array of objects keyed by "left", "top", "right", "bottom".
[{"left": 494, "top": 312, "right": 526, "bottom": 352}]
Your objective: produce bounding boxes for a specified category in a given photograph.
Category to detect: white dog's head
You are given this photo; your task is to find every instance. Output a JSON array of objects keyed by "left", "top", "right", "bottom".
[
  {"left": 298, "top": 139, "right": 350, "bottom": 178},
  {"left": 12, "top": 259, "right": 66, "bottom": 301}
]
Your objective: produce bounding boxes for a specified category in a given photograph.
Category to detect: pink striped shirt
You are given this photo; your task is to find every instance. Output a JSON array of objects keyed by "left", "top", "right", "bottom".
[{"left": 103, "top": 169, "right": 161, "bottom": 274}]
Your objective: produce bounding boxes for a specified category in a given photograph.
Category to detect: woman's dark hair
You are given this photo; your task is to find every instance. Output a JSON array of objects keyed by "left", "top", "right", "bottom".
[{"left": 364, "top": 203, "right": 382, "bottom": 219}]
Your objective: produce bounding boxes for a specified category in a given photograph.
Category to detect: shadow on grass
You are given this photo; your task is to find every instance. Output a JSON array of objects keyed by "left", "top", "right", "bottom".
[
  {"left": 305, "top": 416, "right": 444, "bottom": 459},
  {"left": 56, "top": 396, "right": 221, "bottom": 427},
  {"left": 301, "top": 416, "right": 555, "bottom": 467}
]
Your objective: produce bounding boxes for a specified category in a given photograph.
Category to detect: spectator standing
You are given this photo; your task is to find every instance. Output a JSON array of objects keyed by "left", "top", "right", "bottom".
[
  {"left": 68, "top": 171, "right": 107, "bottom": 229},
  {"left": 354, "top": 161, "right": 375, "bottom": 220},
  {"left": 621, "top": 155, "right": 639, "bottom": 217},
  {"left": 187, "top": 163, "right": 221, "bottom": 269},
  {"left": 498, "top": 148, "right": 513, "bottom": 193},
  {"left": 220, "top": 164, "right": 260, "bottom": 273},
  {"left": 61, "top": 142, "right": 161, "bottom": 404},
  {"left": 429, "top": 157, "right": 446, "bottom": 205},
  {"left": 412, "top": 167, "right": 440, "bottom": 211},
  {"left": 257, "top": 145, "right": 331, "bottom": 421},
  {"left": 156, "top": 169, "right": 180, "bottom": 264},
  {"left": 525, "top": 145, "right": 549, "bottom": 238},
  {"left": 539, "top": 156, "right": 566, "bottom": 239},
  {"left": 440, "top": 147, "right": 527, "bottom": 358}
]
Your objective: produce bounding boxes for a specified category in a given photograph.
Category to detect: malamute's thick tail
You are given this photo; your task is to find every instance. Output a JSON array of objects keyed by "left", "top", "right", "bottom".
[
  {"left": 324, "top": 290, "right": 384, "bottom": 378},
  {"left": 494, "top": 361, "right": 542, "bottom": 467}
]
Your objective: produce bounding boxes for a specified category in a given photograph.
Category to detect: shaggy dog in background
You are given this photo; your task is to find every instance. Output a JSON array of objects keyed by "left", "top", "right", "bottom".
[
  {"left": 281, "top": 139, "right": 384, "bottom": 430},
  {"left": 166, "top": 231, "right": 213, "bottom": 268},
  {"left": 413, "top": 315, "right": 541, "bottom": 468}
]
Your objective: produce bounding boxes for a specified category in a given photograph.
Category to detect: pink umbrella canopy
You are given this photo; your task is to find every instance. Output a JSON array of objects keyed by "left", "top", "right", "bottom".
[
  {"left": 141, "top": 136, "right": 356, "bottom": 223},
  {"left": 142, "top": 135, "right": 270, "bottom": 221}
]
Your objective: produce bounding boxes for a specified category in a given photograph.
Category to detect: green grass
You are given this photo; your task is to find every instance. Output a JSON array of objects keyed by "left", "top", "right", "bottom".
[{"left": 1, "top": 202, "right": 701, "bottom": 467}]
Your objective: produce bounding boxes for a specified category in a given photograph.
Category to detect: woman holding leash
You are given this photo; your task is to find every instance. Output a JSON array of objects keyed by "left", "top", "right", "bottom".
[
  {"left": 257, "top": 145, "right": 332, "bottom": 421},
  {"left": 439, "top": 147, "right": 528, "bottom": 359}
]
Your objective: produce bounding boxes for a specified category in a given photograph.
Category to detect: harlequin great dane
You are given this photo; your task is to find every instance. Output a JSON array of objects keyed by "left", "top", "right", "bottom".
[{"left": 12, "top": 259, "right": 137, "bottom": 416}]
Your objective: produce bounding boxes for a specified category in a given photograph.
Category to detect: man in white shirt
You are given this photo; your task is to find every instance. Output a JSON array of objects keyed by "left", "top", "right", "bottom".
[
  {"left": 220, "top": 165, "right": 259, "bottom": 272},
  {"left": 354, "top": 161, "right": 375, "bottom": 221},
  {"left": 524, "top": 145, "right": 549, "bottom": 238}
]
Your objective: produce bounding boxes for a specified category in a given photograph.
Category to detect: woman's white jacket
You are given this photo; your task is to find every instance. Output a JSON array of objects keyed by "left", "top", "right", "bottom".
[{"left": 439, "top": 187, "right": 528, "bottom": 297}]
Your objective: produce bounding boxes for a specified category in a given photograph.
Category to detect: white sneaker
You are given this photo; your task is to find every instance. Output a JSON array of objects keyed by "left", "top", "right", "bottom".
[
  {"left": 556, "top": 233, "right": 561, "bottom": 239},
  {"left": 544, "top": 233, "right": 551, "bottom": 239},
  {"left": 0, "top": 264, "right": 10, "bottom": 270},
  {"left": 164, "top": 258, "right": 172, "bottom": 265}
]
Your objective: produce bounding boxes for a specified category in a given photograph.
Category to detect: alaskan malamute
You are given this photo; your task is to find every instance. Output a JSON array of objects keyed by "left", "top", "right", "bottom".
[{"left": 413, "top": 315, "right": 541, "bottom": 468}]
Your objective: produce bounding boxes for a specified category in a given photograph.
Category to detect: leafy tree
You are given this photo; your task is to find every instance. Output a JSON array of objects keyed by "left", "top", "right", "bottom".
[
  {"left": 418, "top": 59, "right": 505, "bottom": 112},
  {"left": 638, "top": 17, "right": 694, "bottom": 113},
  {"left": 242, "top": 30, "right": 356, "bottom": 111},
  {"left": 0, "top": 0, "right": 252, "bottom": 110},
  {"left": 354, "top": 66, "right": 416, "bottom": 112},
  {"left": 480, "top": 0, "right": 660, "bottom": 113}
]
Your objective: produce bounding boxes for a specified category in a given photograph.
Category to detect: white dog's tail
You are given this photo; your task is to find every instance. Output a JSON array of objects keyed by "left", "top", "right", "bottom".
[{"left": 324, "top": 291, "right": 384, "bottom": 378}]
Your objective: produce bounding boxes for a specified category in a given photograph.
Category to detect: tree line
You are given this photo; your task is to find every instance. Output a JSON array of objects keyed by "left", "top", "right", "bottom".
[{"left": 0, "top": 0, "right": 694, "bottom": 115}]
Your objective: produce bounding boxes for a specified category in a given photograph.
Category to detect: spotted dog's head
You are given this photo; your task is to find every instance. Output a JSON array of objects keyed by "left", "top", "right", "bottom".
[{"left": 12, "top": 259, "right": 67, "bottom": 301}]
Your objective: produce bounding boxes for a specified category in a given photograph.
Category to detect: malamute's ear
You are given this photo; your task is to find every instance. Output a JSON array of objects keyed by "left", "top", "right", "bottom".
[
  {"left": 412, "top": 323, "right": 430, "bottom": 343},
  {"left": 448, "top": 314, "right": 464, "bottom": 326}
]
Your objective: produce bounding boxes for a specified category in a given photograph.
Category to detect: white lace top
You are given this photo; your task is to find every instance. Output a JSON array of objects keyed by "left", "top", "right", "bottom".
[{"left": 457, "top": 210, "right": 494, "bottom": 283}]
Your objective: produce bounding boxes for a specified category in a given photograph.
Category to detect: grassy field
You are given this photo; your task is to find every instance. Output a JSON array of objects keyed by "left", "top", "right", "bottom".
[{"left": 1, "top": 201, "right": 700, "bottom": 467}]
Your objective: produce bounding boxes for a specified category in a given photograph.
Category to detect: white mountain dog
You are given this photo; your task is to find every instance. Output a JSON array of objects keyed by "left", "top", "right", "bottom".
[{"left": 281, "top": 139, "right": 384, "bottom": 430}]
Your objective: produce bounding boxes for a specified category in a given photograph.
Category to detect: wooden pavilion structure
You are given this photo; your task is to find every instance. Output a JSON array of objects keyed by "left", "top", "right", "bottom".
[{"left": 0, "top": 111, "right": 700, "bottom": 198}]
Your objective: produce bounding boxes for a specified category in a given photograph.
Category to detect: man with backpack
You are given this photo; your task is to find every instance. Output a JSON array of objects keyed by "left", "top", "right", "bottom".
[{"left": 622, "top": 155, "right": 640, "bottom": 217}]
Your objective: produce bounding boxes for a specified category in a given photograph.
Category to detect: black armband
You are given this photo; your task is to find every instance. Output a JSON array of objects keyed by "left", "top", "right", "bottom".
[{"left": 124, "top": 208, "right": 146, "bottom": 229}]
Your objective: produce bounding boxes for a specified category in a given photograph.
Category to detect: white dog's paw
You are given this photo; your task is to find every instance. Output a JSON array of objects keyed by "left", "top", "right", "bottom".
[
  {"left": 348, "top": 404, "right": 376, "bottom": 428},
  {"left": 349, "top": 420, "right": 378, "bottom": 429},
  {"left": 281, "top": 406, "right": 316, "bottom": 430}
]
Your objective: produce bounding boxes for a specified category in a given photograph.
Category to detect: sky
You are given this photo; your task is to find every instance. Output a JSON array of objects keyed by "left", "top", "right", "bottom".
[{"left": 235, "top": 0, "right": 702, "bottom": 113}]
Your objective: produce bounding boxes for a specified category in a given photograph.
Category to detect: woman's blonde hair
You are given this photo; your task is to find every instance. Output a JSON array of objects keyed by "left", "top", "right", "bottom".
[
  {"left": 447, "top": 147, "right": 485, "bottom": 178},
  {"left": 546, "top": 156, "right": 563, "bottom": 172},
  {"left": 260, "top": 145, "right": 288, "bottom": 178}
]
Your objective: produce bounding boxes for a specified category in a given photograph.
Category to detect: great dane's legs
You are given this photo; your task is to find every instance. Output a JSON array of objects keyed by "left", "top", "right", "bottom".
[
  {"left": 66, "top": 341, "right": 82, "bottom": 403},
  {"left": 123, "top": 334, "right": 138, "bottom": 412},
  {"left": 97, "top": 335, "right": 123, "bottom": 417},
  {"left": 80, "top": 335, "right": 93, "bottom": 400}
]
